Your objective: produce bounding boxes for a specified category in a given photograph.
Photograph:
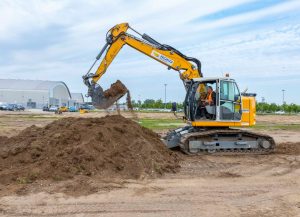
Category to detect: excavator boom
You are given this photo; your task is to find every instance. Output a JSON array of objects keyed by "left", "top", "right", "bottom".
[{"left": 83, "top": 23, "right": 202, "bottom": 109}]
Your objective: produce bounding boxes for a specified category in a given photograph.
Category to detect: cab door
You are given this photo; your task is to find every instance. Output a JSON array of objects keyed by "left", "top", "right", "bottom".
[
  {"left": 219, "top": 80, "right": 242, "bottom": 121},
  {"left": 184, "top": 82, "right": 199, "bottom": 121}
]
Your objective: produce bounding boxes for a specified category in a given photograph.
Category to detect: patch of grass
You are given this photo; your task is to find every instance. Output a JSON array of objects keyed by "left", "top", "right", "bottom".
[
  {"left": 52, "top": 175, "right": 63, "bottom": 181},
  {"left": 135, "top": 110, "right": 173, "bottom": 113},
  {"left": 19, "top": 115, "right": 59, "bottom": 119},
  {"left": 4, "top": 114, "right": 60, "bottom": 120},
  {"left": 251, "top": 123, "right": 300, "bottom": 131},
  {"left": 139, "top": 118, "right": 185, "bottom": 130},
  {"left": 139, "top": 118, "right": 300, "bottom": 131},
  {"left": 16, "top": 172, "right": 39, "bottom": 184},
  {"left": 257, "top": 113, "right": 300, "bottom": 116},
  {"left": 16, "top": 177, "right": 32, "bottom": 184}
]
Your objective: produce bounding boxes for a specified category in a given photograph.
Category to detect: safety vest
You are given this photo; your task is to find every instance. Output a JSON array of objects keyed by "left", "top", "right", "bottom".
[{"left": 206, "top": 92, "right": 213, "bottom": 103}]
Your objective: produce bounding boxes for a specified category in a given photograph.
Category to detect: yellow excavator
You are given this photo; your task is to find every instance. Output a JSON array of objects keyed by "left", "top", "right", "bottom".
[{"left": 83, "top": 23, "right": 275, "bottom": 154}]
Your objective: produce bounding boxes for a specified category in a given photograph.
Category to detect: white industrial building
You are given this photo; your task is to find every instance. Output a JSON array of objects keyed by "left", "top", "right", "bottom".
[
  {"left": 70, "top": 93, "right": 84, "bottom": 104},
  {"left": 0, "top": 79, "right": 84, "bottom": 108}
]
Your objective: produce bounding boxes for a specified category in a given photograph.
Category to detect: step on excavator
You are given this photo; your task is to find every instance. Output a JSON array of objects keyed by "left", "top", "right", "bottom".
[{"left": 83, "top": 23, "right": 275, "bottom": 154}]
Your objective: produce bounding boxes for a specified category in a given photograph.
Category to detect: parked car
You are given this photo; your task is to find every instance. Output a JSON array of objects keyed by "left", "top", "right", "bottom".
[
  {"left": 68, "top": 106, "right": 78, "bottom": 112},
  {"left": 16, "top": 104, "right": 25, "bottom": 111},
  {"left": 7, "top": 104, "right": 16, "bottom": 111},
  {"left": 49, "top": 106, "right": 59, "bottom": 112},
  {"left": 0, "top": 104, "right": 8, "bottom": 110},
  {"left": 79, "top": 104, "right": 95, "bottom": 110},
  {"left": 42, "top": 106, "right": 49, "bottom": 111},
  {"left": 88, "top": 105, "right": 95, "bottom": 110},
  {"left": 79, "top": 105, "right": 88, "bottom": 110},
  {"left": 4, "top": 104, "right": 24, "bottom": 111}
]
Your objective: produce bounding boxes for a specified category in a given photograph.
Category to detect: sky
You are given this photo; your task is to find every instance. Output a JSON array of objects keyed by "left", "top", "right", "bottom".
[{"left": 1, "top": 0, "right": 300, "bottom": 104}]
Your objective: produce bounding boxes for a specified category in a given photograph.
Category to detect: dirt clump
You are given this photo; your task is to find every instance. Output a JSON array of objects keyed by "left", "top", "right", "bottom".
[
  {"left": 126, "top": 90, "right": 133, "bottom": 110},
  {"left": 103, "top": 80, "right": 128, "bottom": 99},
  {"left": 0, "top": 115, "right": 179, "bottom": 193},
  {"left": 92, "top": 80, "right": 128, "bottom": 109},
  {"left": 104, "top": 80, "right": 137, "bottom": 118}
]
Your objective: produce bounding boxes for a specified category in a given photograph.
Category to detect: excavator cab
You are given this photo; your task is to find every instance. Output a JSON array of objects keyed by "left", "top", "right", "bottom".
[
  {"left": 165, "top": 77, "right": 275, "bottom": 153},
  {"left": 184, "top": 77, "right": 242, "bottom": 123}
]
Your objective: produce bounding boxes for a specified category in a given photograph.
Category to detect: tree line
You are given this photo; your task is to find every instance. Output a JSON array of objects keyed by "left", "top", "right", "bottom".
[
  {"left": 131, "top": 99, "right": 300, "bottom": 114},
  {"left": 256, "top": 102, "right": 300, "bottom": 113},
  {"left": 131, "top": 99, "right": 184, "bottom": 110}
]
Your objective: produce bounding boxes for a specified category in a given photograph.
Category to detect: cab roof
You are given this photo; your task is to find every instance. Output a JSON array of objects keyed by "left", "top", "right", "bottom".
[{"left": 191, "top": 77, "right": 235, "bottom": 82}]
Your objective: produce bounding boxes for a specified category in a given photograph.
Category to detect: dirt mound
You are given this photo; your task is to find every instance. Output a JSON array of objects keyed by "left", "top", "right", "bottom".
[
  {"left": 0, "top": 115, "right": 179, "bottom": 187},
  {"left": 275, "top": 142, "right": 300, "bottom": 155}
]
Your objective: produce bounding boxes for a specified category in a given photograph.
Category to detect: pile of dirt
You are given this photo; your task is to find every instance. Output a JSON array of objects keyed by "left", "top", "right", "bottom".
[{"left": 0, "top": 115, "right": 179, "bottom": 187}]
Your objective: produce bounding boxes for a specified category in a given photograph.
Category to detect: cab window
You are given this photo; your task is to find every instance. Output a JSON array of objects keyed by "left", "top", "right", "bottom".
[
  {"left": 220, "top": 80, "right": 241, "bottom": 120},
  {"left": 193, "top": 81, "right": 217, "bottom": 120}
]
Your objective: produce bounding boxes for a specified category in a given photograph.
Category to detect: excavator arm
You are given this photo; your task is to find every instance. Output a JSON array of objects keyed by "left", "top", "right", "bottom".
[{"left": 83, "top": 23, "right": 202, "bottom": 109}]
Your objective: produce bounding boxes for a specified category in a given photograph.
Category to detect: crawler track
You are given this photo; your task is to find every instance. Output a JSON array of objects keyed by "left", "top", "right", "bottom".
[{"left": 164, "top": 127, "right": 275, "bottom": 154}]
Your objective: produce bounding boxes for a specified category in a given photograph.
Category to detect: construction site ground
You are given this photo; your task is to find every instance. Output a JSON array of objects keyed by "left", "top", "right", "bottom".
[{"left": 0, "top": 111, "right": 299, "bottom": 217}]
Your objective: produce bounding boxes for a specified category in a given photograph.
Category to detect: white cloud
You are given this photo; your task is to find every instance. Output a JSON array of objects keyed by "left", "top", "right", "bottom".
[
  {"left": 0, "top": 0, "right": 70, "bottom": 40},
  {"left": 1, "top": 0, "right": 300, "bottom": 104},
  {"left": 188, "top": 0, "right": 300, "bottom": 33}
]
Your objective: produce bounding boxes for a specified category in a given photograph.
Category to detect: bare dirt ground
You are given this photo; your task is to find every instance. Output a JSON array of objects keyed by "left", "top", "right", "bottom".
[{"left": 0, "top": 111, "right": 299, "bottom": 217}]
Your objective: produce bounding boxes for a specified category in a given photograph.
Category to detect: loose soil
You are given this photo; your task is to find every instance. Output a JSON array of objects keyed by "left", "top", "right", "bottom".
[
  {"left": 0, "top": 113, "right": 299, "bottom": 216},
  {"left": 93, "top": 80, "right": 128, "bottom": 109},
  {"left": 126, "top": 91, "right": 133, "bottom": 111},
  {"left": 103, "top": 80, "right": 128, "bottom": 99},
  {"left": 0, "top": 115, "right": 179, "bottom": 195},
  {"left": 0, "top": 142, "right": 299, "bottom": 217},
  {"left": 275, "top": 142, "right": 300, "bottom": 155}
]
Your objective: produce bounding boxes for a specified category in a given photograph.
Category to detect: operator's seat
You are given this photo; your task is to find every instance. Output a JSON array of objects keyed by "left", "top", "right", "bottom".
[
  {"left": 205, "top": 105, "right": 216, "bottom": 119},
  {"left": 205, "top": 105, "right": 215, "bottom": 114}
]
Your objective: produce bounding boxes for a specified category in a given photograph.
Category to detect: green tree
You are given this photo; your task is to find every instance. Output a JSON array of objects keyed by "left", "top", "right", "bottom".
[
  {"left": 269, "top": 103, "right": 279, "bottom": 112},
  {"left": 143, "top": 99, "right": 155, "bottom": 108},
  {"left": 154, "top": 99, "right": 164, "bottom": 109}
]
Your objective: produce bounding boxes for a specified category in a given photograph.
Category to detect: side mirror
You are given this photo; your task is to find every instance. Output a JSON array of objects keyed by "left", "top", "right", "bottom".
[{"left": 171, "top": 102, "right": 177, "bottom": 112}]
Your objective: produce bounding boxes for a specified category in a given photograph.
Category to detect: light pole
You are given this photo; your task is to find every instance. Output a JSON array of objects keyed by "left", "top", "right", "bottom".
[
  {"left": 22, "top": 94, "right": 25, "bottom": 107},
  {"left": 164, "top": 84, "right": 167, "bottom": 109},
  {"left": 282, "top": 89, "right": 285, "bottom": 105}
]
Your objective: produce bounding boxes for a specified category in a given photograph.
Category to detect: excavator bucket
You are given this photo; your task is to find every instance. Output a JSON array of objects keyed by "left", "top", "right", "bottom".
[{"left": 90, "top": 80, "right": 128, "bottom": 109}]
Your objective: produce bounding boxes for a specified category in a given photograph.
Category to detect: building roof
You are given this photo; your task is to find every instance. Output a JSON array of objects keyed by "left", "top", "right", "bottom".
[
  {"left": 0, "top": 79, "right": 71, "bottom": 98},
  {"left": 71, "top": 93, "right": 84, "bottom": 103}
]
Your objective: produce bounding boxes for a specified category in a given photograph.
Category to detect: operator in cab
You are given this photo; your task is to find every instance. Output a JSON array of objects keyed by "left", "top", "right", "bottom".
[
  {"left": 205, "top": 86, "right": 216, "bottom": 105},
  {"left": 199, "top": 86, "right": 216, "bottom": 119}
]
